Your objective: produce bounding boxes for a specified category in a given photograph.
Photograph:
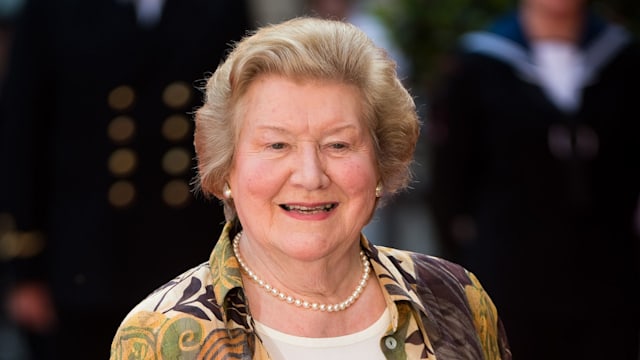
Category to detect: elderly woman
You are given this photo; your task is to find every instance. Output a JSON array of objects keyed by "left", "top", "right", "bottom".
[{"left": 110, "top": 17, "right": 511, "bottom": 359}]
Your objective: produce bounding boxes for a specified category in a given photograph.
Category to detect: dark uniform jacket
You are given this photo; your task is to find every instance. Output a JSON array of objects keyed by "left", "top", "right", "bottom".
[
  {"left": 0, "top": 0, "right": 250, "bottom": 357},
  {"left": 427, "top": 9, "right": 640, "bottom": 359}
]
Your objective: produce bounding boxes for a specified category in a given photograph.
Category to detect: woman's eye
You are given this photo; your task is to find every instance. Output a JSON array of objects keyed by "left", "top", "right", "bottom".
[
  {"left": 329, "top": 142, "right": 348, "bottom": 150},
  {"left": 269, "top": 143, "right": 287, "bottom": 150}
]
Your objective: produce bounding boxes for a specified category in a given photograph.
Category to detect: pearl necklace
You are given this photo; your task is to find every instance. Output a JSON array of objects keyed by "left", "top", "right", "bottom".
[{"left": 232, "top": 231, "right": 371, "bottom": 312}]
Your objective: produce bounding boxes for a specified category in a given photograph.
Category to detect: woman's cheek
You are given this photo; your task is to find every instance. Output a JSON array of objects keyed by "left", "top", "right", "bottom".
[
  {"left": 340, "top": 159, "right": 377, "bottom": 193},
  {"left": 242, "top": 159, "right": 285, "bottom": 196}
]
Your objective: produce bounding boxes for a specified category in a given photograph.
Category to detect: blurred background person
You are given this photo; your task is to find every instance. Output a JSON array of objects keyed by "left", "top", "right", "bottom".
[
  {"left": 305, "top": 0, "right": 438, "bottom": 256},
  {"left": 426, "top": 0, "right": 640, "bottom": 358},
  {"left": 305, "top": 0, "right": 411, "bottom": 79},
  {"left": 0, "top": 0, "right": 251, "bottom": 358},
  {"left": 0, "top": 0, "right": 23, "bottom": 88},
  {"left": 1, "top": 2, "right": 33, "bottom": 359}
]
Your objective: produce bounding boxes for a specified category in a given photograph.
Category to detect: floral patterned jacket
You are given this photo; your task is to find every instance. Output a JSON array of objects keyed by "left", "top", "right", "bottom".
[{"left": 110, "top": 222, "right": 511, "bottom": 359}]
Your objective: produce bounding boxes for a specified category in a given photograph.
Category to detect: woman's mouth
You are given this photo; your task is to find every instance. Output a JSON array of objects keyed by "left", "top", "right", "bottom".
[{"left": 280, "top": 203, "right": 337, "bottom": 214}]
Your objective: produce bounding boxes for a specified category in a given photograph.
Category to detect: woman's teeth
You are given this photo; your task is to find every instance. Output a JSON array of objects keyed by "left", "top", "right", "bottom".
[{"left": 281, "top": 204, "right": 336, "bottom": 213}]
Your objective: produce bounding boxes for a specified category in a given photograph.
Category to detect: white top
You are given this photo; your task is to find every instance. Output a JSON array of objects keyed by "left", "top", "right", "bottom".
[
  {"left": 531, "top": 40, "right": 586, "bottom": 113},
  {"left": 254, "top": 308, "right": 390, "bottom": 360},
  {"left": 117, "top": 0, "right": 166, "bottom": 27}
]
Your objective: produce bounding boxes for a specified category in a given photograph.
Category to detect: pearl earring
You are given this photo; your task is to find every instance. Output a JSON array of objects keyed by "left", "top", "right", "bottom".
[
  {"left": 223, "top": 183, "right": 232, "bottom": 199},
  {"left": 375, "top": 183, "right": 383, "bottom": 198}
]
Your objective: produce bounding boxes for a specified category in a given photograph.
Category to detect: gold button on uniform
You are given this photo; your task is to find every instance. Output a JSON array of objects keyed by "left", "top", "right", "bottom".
[
  {"left": 161, "top": 114, "right": 190, "bottom": 142},
  {"left": 108, "top": 180, "right": 136, "bottom": 208},
  {"left": 162, "top": 147, "right": 191, "bottom": 175},
  {"left": 107, "top": 116, "right": 136, "bottom": 144},
  {"left": 162, "top": 81, "right": 191, "bottom": 109},
  {"left": 162, "top": 180, "right": 191, "bottom": 208},
  {"left": 0, "top": 213, "right": 44, "bottom": 260},
  {"left": 0, "top": 230, "right": 45, "bottom": 260},
  {"left": 108, "top": 85, "right": 136, "bottom": 111},
  {"left": 108, "top": 148, "right": 138, "bottom": 177},
  {"left": 106, "top": 81, "right": 195, "bottom": 209}
]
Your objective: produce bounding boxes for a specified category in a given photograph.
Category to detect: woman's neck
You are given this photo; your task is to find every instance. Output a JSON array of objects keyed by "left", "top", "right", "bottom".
[
  {"left": 243, "top": 267, "right": 386, "bottom": 337},
  {"left": 236, "top": 234, "right": 386, "bottom": 337},
  {"left": 238, "top": 235, "right": 362, "bottom": 300}
]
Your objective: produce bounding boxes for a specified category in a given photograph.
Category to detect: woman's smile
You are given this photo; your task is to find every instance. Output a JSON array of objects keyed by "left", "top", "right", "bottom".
[
  {"left": 279, "top": 203, "right": 338, "bottom": 214},
  {"left": 279, "top": 202, "right": 339, "bottom": 221}
]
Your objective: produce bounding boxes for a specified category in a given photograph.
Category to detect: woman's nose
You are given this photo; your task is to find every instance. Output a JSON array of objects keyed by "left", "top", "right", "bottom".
[{"left": 289, "top": 145, "right": 330, "bottom": 190}]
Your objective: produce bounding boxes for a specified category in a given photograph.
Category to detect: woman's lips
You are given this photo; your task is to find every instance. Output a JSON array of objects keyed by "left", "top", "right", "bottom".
[{"left": 279, "top": 203, "right": 338, "bottom": 214}]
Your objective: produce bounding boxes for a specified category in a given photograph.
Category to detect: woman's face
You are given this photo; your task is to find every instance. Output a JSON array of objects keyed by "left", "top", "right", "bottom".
[
  {"left": 229, "top": 74, "right": 378, "bottom": 261},
  {"left": 524, "top": 0, "right": 585, "bottom": 17}
]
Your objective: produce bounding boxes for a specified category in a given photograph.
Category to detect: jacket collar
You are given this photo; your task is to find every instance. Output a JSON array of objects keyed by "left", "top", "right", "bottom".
[
  {"left": 208, "top": 221, "right": 244, "bottom": 324},
  {"left": 458, "top": 8, "right": 631, "bottom": 109}
]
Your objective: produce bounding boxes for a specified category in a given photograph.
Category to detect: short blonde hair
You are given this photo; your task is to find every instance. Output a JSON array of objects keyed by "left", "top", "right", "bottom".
[{"left": 194, "top": 17, "right": 419, "bottom": 221}]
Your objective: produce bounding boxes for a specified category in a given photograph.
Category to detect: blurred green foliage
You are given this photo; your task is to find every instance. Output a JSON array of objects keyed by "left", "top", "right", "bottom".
[{"left": 374, "top": 0, "right": 640, "bottom": 91}]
